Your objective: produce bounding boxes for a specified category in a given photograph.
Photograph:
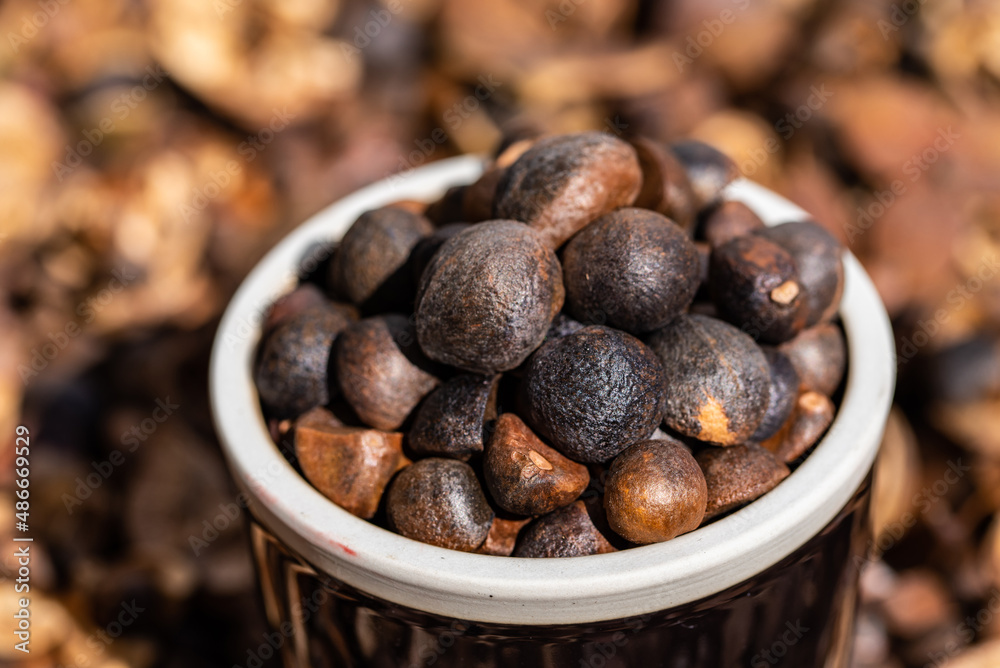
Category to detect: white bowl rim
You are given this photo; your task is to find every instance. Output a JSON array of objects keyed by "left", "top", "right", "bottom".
[{"left": 209, "top": 154, "right": 895, "bottom": 625}]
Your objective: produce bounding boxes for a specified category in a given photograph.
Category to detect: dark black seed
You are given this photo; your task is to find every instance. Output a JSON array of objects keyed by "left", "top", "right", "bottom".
[
  {"left": 407, "top": 373, "right": 499, "bottom": 461},
  {"left": 329, "top": 206, "right": 433, "bottom": 311},
  {"left": 512, "top": 501, "right": 616, "bottom": 558},
  {"left": 562, "top": 208, "right": 700, "bottom": 334},
  {"left": 710, "top": 234, "right": 809, "bottom": 344},
  {"left": 749, "top": 347, "right": 800, "bottom": 443},
  {"left": 755, "top": 221, "right": 844, "bottom": 326},
  {"left": 522, "top": 325, "right": 666, "bottom": 463},
  {"left": 255, "top": 304, "right": 354, "bottom": 418}
]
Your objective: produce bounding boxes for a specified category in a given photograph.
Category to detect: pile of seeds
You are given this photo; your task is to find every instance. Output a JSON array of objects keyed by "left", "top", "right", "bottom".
[{"left": 255, "top": 132, "right": 846, "bottom": 556}]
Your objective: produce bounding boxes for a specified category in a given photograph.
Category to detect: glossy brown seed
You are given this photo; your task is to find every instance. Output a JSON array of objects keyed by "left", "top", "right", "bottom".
[
  {"left": 630, "top": 136, "right": 699, "bottom": 232},
  {"left": 710, "top": 234, "right": 809, "bottom": 344},
  {"left": 646, "top": 315, "right": 770, "bottom": 445},
  {"left": 409, "top": 223, "right": 471, "bottom": 286},
  {"left": 254, "top": 304, "right": 354, "bottom": 418},
  {"left": 329, "top": 207, "right": 433, "bottom": 310},
  {"left": 294, "top": 409, "right": 405, "bottom": 519},
  {"left": 476, "top": 517, "right": 531, "bottom": 556},
  {"left": 696, "top": 443, "right": 789, "bottom": 520},
  {"left": 762, "top": 391, "right": 835, "bottom": 462},
  {"left": 562, "top": 208, "right": 700, "bottom": 334},
  {"left": 335, "top": 315, "right": 439, "bottom": 431},
  {"left": 670, "top": 140, "right": 740, "bottom": 208},
  {"left": 604, "top": 439, "right": 708, "bottom": 544},
  {"left": 749, "top": 347, "right": 800, "bottom": 443},
  {"left": 756, "top": 221, "right": 844, "bottom": 326},
  {"left": 415, "top": 221, "right": 564, "bottom": 373},
  {"left": 462, "top": 167, "right": 504, "bottom": 222},
  {"left": 408, "top": 374, "right": 500, "bottom": 461},
  {"left": 386, "top": 458, "right": 494, "bottom": 552},
  {"left": 779, "top": 323, "right": 847, "bottom": 396},
  {"left": 484, "top": 413, "right": 590, "bottom": 516},
  {"left": 523, "top": 326, "right": 666, "bottom": 463},
  {"left": 494, "top": 132, "right": 642, "bottom": 248},
  {"left": 701, "top": 200, "right": 765, "bottom": 248},
  {"left": 262, "top": 284, "right": 328, "bottom": 332},
  {"left": 513, "top": 501, "right": 617, "bottom": 558}
]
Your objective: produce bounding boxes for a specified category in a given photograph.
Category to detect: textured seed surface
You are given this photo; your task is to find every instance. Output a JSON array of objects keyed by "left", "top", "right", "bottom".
[
  {"left": 484, "top": 413, "right": 589, "bottom": 516},
  {"left": 255, "top": 304, "right": 354, "bottom": 418},
  {"left": 494, "top": 132, "right": 642, "bottom": 248},
  {"left": 263, "top": 284, "right": 335, "bottom": 332},
  {"left": 335, "top": 315, "right": 439, "bottom": 430},
  {"left": 562, "top": 208, "right": 700, "bottom": 334},
  {"left": 646, "top": 314, "right": 770, "bottom": 445},
  {"left": 476, "top": 516, "right": 531, "bottom": 556},
  {"left": 409, "top": 223, "right": 470, "bottom": 285},
  {"left": 630, "top": 136, "right": 698, "bottom": 231},
  {"left": 750, "top": 347, "right": 801, "bottom": 442},
  {"left": 701, "top": 200, "right": 766, "bottom": 247},
  {"left": 415, "top": 220, "right": 564, "bottom": 373},
  {"left": 671, "top": 140, "right": 740, "bottom": 208},
  {"left": 386, "top": 458, "right": 494, "bottom": 552},
  {"left": 604, "top": 438, "right": 708, "bottom": 544},
  {"left": 294, "top": 410, "right": 404, "bottom": 519},
  {"left": 762, "top": 391, "right": 835, "bottom": 462},
  {"left": 523, "top": 326, "right": 666, "bottom": 463},
  {"left": 330, "top": 207, "right": 433, "bottom": 310},
  {"left": 513, "top": 501, "right": 616, "bottom": 558},
  {"left": 756, "top": 221, "right": 844, "bottom": 326},
  {"left": 710, "top": 234, "right": 809, "bottom": 344},
  {"left": 696, "top": 443, "right": 790, "bottom": 519},
  {"left": 407, "top": 373, "right": 499, "bottom": 460},
  {"left": 779, "top": 323, "right": 847, "bottom": 396}
]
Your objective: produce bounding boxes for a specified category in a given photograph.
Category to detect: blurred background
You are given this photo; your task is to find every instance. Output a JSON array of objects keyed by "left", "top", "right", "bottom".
[{"left": 1, "top": 0, "right": 1000, "bottom": 666}]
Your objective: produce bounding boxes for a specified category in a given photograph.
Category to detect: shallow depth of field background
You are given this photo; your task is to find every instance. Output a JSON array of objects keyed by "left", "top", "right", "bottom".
[{"left": 1, "top": 0, "right": 1000, "bottom": 666}]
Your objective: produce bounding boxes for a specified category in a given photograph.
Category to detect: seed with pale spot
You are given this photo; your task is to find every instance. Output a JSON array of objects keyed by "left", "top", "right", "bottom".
[
  {"left": 770, "top": 280, "right": 801, "bottom": 305},
  {"left": 646, "top": 315, "right": 770, "bottom": 445},
  {"left": 762, "top": 391, "right": 835, "bottom": 462},
  {"left": 484, "top": 413, "right": 589, "bottom": 516}
]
